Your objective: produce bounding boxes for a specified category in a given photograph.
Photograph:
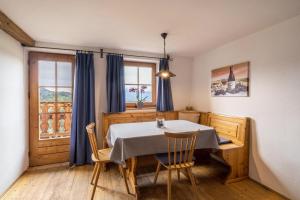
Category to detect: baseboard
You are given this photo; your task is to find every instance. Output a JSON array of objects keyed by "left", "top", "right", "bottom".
[
  {"left": 0, "top": 170, "right": 27, "bottom": 199},
  {"left": 249, "top": 178, "right": 290, "bottom": 200},
  {"left": 210, "top": 153, "right": 289, "bottom": 199}
]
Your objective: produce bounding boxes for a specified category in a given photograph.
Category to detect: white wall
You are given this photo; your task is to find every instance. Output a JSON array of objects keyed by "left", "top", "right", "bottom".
[
  {"left": 0, "top": 30, "right": 28, "bottom": 196},
  {"left": 191, "top": 15, "right": 300, "bottom": 199}
]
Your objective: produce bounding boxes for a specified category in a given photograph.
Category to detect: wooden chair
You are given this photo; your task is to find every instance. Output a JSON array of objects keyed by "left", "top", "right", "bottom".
[
  {"left": 86, "top": 123, "right": 130, "bottom": 200},
  {"left": 153, "top": 131, "right": 199, "bottom": 200}
]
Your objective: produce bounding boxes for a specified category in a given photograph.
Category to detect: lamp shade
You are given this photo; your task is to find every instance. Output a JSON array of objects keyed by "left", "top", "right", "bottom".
[{"left": 155, "top": 70, "right": 176, "bottom": 78}]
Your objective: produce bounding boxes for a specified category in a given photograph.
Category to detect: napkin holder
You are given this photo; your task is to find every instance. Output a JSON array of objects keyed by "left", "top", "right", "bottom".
[{"left": 156, "top": 118, "right": 165, "bottom": 128}]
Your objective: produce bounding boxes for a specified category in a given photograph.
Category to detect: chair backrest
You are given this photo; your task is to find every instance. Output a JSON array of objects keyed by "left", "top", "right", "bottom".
[
  {"left": 164, "top": 131, "right": 199, "bottom": 166},
  {"left": 86, "top": 122, "right": 99, "bottom": 160}
]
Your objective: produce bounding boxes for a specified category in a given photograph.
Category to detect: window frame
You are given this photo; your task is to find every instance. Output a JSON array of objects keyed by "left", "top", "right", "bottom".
[{"left": 124, "top": 61, "right": 157, "bottom": 108}]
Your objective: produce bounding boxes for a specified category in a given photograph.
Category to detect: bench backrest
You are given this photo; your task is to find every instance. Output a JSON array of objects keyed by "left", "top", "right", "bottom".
[{"left": 202, "top": 113, "right": 249, "bottom": 146}]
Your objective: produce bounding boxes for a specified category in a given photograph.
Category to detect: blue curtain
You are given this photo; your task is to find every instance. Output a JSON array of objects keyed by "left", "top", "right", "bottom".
[
  {"left": 70, "top": 51, "right": 95, "bottom": 165},
  {"left": 156, "top": 58, "right": 174, "bottom": 111},
  {"left": 106, "top": 54, "right": 126, "bottom": 113}
]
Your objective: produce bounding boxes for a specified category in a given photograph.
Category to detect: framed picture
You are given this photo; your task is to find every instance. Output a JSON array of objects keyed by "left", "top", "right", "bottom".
[{"left": 211, "top": 62, "right": 249, "bottom": 97}]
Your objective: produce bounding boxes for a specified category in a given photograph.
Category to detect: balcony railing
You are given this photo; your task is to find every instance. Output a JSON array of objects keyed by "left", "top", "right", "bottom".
[{"left": 39, "top": 102, "right": 72, "bottom": 140}]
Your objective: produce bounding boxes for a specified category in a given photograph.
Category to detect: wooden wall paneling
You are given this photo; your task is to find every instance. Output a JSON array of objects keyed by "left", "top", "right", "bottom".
[
  {"left": 199, "top": 112, "right": 209, "bottom": 125},
  {"left": 178, "top": 111, "right": 201, "bottom": 123}
]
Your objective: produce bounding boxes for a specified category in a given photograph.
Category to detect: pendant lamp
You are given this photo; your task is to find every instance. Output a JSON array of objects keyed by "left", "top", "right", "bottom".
[{"left": 155, "top": 33, "right": 176, "bottom": 78}]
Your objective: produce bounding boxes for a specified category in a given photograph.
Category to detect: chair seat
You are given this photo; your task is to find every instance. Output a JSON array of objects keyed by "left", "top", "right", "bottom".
[
  {"left": 218, "top": 136, "right": 232, "bottom": 145},
  {"left": 155, "top": 152, "right": 195, "bottom": 166},
  {"left": 91, "top": 147, "right": 112, "bottom": 163}
]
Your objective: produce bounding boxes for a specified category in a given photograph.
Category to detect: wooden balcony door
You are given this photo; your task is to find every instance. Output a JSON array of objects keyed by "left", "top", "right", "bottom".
[{"left": 29, "top": 52, "right": 75, "bottom": 166}]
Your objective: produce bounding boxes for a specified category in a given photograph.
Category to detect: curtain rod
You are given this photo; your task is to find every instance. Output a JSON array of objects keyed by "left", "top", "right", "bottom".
[{"left": 24, "top": 45, "right": 171, "bottom": 60}]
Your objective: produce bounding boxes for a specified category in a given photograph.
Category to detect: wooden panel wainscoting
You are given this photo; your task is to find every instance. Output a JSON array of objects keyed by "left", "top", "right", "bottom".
[
  {"left": 178, "top": 110, "right": 201, "bottom": 123},
  {"left": 199, "top": 112, "right": 209, "bottom": 126}
]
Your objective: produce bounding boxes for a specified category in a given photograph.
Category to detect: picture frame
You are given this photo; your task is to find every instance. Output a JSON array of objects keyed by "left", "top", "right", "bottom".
[{"left": 211, "top": 62, "right": 249, "bottom": 97}]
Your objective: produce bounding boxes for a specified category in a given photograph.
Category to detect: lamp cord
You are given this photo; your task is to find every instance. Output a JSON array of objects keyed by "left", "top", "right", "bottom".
[{"left": 164, "top": 37, "right": 166, "bottom": 58}]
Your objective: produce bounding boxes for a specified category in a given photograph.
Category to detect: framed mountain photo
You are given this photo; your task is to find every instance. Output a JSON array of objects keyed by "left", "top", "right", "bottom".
[{"left": 211, "top": 62, "right": 249, "bottom": 97}]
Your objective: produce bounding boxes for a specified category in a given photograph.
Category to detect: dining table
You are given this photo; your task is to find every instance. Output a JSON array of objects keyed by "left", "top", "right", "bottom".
[{"left": 106, "top": 119, "right": 219, "bottom": 198}]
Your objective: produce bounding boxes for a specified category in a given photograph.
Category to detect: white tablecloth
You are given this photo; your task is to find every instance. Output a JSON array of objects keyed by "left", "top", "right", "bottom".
[{"left": 106, "top": 120, "right": 219, "bottom": 163}]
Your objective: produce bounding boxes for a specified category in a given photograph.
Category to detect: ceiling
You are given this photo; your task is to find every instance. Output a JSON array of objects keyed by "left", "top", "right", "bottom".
[{"left": 1, "top": 0, "right": 300, "bottom": 57}]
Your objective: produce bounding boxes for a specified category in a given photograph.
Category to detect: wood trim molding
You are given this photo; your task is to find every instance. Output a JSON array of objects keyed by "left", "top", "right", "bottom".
[{"left": 0, "top": 10, "right": 35, "bottom": 46}]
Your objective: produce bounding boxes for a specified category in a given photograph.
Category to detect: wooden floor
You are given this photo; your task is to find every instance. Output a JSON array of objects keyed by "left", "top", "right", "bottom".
[{"left": 1, "top": 161, "right": 286, "bottom": 200}]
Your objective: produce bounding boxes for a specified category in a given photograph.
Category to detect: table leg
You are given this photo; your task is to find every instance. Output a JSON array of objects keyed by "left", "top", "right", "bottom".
[{"left": 126, "top": 157, "right": 139, "bottom": 199}]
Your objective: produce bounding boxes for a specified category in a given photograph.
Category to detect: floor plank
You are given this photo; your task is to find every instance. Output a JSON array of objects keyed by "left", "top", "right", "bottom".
[{"left": 1, "top": 161, "right": 287, "bottom": 200}]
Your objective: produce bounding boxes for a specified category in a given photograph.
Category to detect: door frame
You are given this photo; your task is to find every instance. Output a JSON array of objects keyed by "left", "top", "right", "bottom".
[{"left": 29, "top": 51, "right": 75, "bottom": 166}]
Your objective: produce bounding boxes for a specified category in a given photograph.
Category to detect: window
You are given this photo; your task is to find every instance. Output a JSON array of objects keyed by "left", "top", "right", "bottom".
[{"left": 124, "top": 61, "right": 156, "bottom": 107}]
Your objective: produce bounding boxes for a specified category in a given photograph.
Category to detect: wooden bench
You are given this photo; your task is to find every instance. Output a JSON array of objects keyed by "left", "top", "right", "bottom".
[{"left": 200, "top": 113, "right": 250, "bottom": 184}]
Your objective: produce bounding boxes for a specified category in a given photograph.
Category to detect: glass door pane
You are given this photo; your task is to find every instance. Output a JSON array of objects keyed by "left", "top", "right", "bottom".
[
  {"left": 38, "top": 60, "right": 73, "bottom": 140},
  {"left": 38, "top": 61, "right": 55, "bottom": 86},
  {"left": 57, "top": 62, "right": 72, "bottom": 86}
]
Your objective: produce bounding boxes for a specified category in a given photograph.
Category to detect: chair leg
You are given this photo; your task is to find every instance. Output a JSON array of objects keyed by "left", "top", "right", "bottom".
[
  {"left": 153, "top": 162, "right": 161, "bottom": 184},
  {"left": 118, "top": 165, "right": 124, "bottom": 178},
  {"left": 167, "top": 169, "right": 172, "bottom": 200},
  {"left": 187, "top": 168, "right": 196, "bottom": 188},
  {"left": 120, "top": 165, "right": 130, "bottom": 194},
  {"left": 91, "top": 163, "right": 102, "bottom": 200},
  {"left": 184, "top": 168, "right": 191, "bottom": 182},
  {"left": 90, "top": 163, "right": 99, "bottom": 185},
  {"left": 177, "top": 169, "right": 180, "bottom": 181}
]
